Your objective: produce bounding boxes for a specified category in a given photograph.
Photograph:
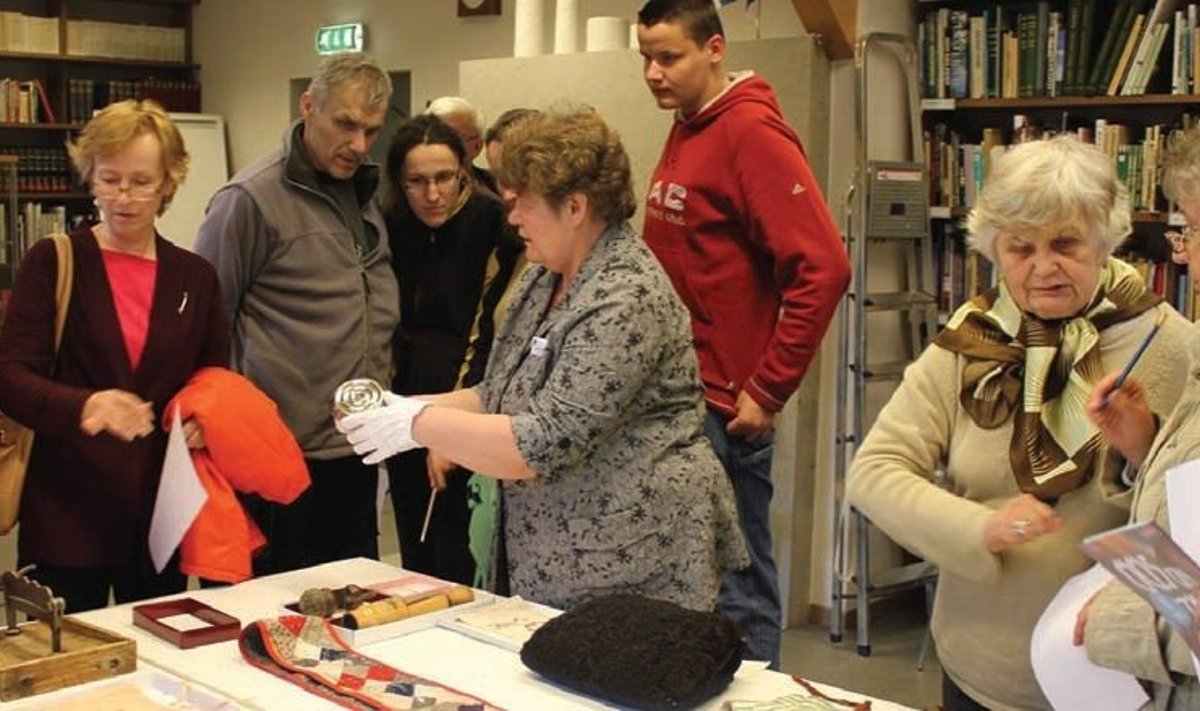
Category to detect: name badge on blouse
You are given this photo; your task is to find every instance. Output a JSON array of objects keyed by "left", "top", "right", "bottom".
[{"left": 530, "top": 336, "right": 549, "bottom": 358}]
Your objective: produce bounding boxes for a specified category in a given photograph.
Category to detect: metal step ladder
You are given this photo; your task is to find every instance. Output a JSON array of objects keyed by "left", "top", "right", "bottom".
[{"left": 829, "top": 32, "right": 940, "bottom": 660}]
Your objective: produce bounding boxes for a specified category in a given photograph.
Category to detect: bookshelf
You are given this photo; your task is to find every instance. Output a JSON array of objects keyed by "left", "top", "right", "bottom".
[
  {"left": 918, "top": 0, "right": 1200, "bottom": 321},
  {"left": 0, "top": 0, "right": 199, "bottom": 248},
  {"left": 0, "top": 153, "right": 20, "bottom": 328}
]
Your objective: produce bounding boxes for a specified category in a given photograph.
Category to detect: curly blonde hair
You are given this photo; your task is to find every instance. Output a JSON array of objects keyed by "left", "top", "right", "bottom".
[
  {"left": 496, "top": 105, "right": 636, "bottom": 227},
  {"left": 1162, "top": 125, "right": 1200, "bottom": 204},
  {"left": 966, "top": 135, "right": 1130, "bottom": 261},
  {"left": 67, "top": 99, "right": 188, "bottom": 214}
]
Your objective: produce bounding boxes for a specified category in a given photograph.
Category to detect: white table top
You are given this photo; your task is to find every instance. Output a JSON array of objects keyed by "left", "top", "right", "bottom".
[{"left": 62, "top": 558, "right": 914, "bottom": 711}]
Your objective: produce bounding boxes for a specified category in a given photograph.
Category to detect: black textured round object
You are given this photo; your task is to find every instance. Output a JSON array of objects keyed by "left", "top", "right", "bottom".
[{"left": 519, "top": 594, "right": 745, "bottom": 710}]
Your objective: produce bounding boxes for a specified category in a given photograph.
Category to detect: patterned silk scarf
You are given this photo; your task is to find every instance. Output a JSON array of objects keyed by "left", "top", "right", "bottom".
[{"left": 934, "top": 258, "right": 1161, "bottom": 500}]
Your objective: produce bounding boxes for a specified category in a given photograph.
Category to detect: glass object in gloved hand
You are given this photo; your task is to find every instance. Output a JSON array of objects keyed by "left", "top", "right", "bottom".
[{"left": 339, "top": 391, "right": 431, "bottom": 465}]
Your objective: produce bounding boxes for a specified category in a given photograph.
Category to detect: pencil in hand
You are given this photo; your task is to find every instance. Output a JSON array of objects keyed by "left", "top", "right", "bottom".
[
  {"left": 419, "top": 489, "right": 437, "bottom": 543},
  {"left": 1099, "top": 310, "right": 1168, "bottom": 409}
]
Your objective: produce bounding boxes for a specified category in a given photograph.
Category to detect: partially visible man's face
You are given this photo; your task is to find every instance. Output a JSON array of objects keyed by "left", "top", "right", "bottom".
[
  {"left": 300, "top": 84, "right": 387, "bottom": 180},
  {"left": 637, "top": 20, "right": 724, "bottom": 118},
  {"left": 442, "top": 113, "right": 483, "bottom": 162}
]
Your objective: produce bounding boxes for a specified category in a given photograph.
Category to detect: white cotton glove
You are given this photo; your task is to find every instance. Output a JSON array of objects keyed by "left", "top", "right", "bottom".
[{"left": 338, "top": 391, "right": 431, "bottom": 465}]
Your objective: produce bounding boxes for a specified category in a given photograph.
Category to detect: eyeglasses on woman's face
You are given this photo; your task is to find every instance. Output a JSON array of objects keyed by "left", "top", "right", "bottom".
[
  {"left": 402, "top": 170, "right": 459, "bottom": 195},
  {"left": 92, "top": 175, "right": 164, "bottom": 201},
  {"left": 1165, "top": 224, "right": 1200, "bottom": 253}
]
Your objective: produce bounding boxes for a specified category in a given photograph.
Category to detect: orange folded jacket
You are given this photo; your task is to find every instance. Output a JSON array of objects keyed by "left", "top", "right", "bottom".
[{"left": 165, "top": 367, "right": 310, "bottom": 583}]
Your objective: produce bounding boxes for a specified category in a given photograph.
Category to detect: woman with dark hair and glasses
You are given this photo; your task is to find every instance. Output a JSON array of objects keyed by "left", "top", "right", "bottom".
[
  {"left": 382, "top": 114, "right": 519, "bottom": 587},
  {"left": 0, "top": 99, "right": 229, "bottom": 612}
]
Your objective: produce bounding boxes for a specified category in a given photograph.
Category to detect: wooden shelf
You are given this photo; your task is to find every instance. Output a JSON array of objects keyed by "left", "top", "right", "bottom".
[
  {"left": 0, "top": 122, "right": 82, "bottom": 131},
  {"left": 17, "top": 192, "right": 87, "bottom": 200},
  {"left": 931, "top": 207, "right": 1171, "bottom": 224},
  {"left": 0, "top": 50, "right": 195, "bottom": 70},
  {"left": 923, "top": 94, "right": 1200, "bottom": 112},
  {"left": 1133, "top": 211, "right": 1171, "bottom": 224}
]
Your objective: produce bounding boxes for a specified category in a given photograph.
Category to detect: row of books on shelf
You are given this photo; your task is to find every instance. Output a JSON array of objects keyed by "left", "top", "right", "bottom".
[
  {"left": 67, "top": 78, "right": 201, "bottom": 124},
  {"left": 0, "top": 147, "right": 76, "bottom": 193},
  {"left": 935, "top": 227, "right": 996, "bottom": 318},
  {"left": 1127, "top": 256, "right": 1198, "bottom": 319},
  {"left": 0, "top": 12, "right": 58, "bottom": 55},
  {"left": 0, "top": 77, "right": 53, "bottom": 124},
  {"left": 0, "top": 12, "right": 186, "bottom": 63},
  {"left": 934, "top": 226, "right": 1200, "bottom": 321},
  {"left": 921, "top": 0, "right": 1200, "bottom": 100},
  {"left": 926, "top": 118, "right": 1168, "bottom": 212},
  {"left": 66, "top": 20, "right": 186, "bottom": 63},
  {"left": 0, "top": 203, "right": 75, "bottom": 267}
]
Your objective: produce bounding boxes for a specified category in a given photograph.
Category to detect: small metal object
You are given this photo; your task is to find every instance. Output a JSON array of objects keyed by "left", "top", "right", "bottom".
[{"left": 333, "top": 378, "right": 385, "bottom": 420}]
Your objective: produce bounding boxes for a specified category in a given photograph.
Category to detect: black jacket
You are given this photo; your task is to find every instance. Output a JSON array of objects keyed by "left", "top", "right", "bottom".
[{"left": 385, "top": 189, "right": 520, "bottom": 394}]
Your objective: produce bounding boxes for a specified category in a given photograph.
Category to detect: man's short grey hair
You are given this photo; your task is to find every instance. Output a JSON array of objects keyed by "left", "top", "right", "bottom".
[
  {"left": 1162, "top": 125, "right": 1200, "bottom": 204},
  {"left": 966, "top": 135, "right": 1131, "bottom": 261},
  {"left": 308, "top": 55, "right": 392, "bottom": 110},
  {"left": 426, "top": 96, "right": 483, "bottom": 131}
]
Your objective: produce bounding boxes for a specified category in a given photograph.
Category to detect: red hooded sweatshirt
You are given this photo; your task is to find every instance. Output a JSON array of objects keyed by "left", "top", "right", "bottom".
[
  {"left": 643, "top": 72, "right": 850, "bottom": 416},
  {"left": 165, "top": 367, "right": 310, "bottom": 583}
]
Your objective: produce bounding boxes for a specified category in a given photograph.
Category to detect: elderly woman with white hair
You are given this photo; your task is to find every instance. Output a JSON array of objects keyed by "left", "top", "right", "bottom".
[
  {"left": 847, "top": 135, "right": 1190, "bottom": 711},
  {"left": 1078, "top": 126, "right": 1200, "bottom": 710}
]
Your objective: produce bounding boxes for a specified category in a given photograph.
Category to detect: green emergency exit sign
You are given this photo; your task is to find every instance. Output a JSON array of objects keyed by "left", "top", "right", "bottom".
[{"left": 315, "top": 23, "right": 364, "bottom": 55}]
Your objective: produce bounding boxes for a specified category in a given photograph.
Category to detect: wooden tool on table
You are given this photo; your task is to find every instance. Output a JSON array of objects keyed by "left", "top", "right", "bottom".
[{"left": 3, "top": 566, "right": 65, "bottom": 653}]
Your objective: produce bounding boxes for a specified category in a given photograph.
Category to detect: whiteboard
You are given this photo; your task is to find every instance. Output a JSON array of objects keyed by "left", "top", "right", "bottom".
[{"left": 157, "top": 113, "right": 229, "bottom": 251}]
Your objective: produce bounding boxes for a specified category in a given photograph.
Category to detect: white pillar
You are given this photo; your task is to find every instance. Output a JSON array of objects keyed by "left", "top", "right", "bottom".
[
  {"left": 513, "top": 0, "right": 545, "bottom": 57},
  {"left": 585, "top": 16, "right": 627, "bottom": 52},
  {"left": 553, "top": 0, "right": 579, "bottom": 54}
]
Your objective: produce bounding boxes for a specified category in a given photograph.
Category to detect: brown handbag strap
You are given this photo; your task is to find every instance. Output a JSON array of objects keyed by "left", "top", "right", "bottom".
[{"left": 48, "top": 233, "right": 72, "bottom": 351}]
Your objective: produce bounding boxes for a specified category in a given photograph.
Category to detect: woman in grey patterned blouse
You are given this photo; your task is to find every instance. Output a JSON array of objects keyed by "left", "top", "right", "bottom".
[{"left": 339, "top": 106, "right": 747, "bottom": 611}]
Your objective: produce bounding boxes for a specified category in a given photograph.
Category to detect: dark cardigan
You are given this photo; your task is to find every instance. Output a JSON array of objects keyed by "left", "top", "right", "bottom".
[
  {"left": 0, "top": 226, "right": 229, "bottom": 569},
  {"left": 386, "top": 189, "right": 519, "bottom": 394}
]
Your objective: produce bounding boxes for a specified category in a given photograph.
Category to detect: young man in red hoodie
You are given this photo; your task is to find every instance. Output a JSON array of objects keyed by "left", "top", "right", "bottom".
[{"left": 637, "top": 0, "right": 851, "bottom": 668}]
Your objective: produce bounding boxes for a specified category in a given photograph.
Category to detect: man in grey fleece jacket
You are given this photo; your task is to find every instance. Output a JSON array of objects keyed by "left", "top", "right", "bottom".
[{"left": 194, "top": 55, "right": 400, "bottom": 574}]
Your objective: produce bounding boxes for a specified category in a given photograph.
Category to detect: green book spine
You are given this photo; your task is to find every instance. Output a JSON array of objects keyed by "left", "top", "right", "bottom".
[
  {"left": 1064, "top": 0, "right": 1084, "bottom": 93},
  {"left": 1035, "top": 1, "right": 1049, "bottom": 95},
  {"left": 1088, "top": 0, "right": 1135, "bottom": 93},
  {"left": 1097, "top": 0, "right": 1145, "bottom": 94},
  {"left": 1073, "top": 0, "right": 1098, "bottom": 95},
  {"left": 1019, "top": 12, "right": 1037, "bottom": 97}
]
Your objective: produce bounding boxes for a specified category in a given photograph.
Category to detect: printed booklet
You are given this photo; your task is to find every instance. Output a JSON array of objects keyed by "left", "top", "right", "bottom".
[{"left": 1081, "top": 520, "right": 1200, "bottom": 657}]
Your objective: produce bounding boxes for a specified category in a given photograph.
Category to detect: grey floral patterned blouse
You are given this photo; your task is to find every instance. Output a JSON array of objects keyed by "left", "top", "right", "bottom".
[{"left": 477, "top": 223, "right": 748, "bottom": 612}]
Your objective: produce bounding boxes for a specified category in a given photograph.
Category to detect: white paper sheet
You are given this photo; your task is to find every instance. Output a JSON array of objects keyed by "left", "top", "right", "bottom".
[
  {"left": 157, "top": 613, "right": 215, "bottom": 632},
  {"left": 1164, "top": 458, "right": 1200, "bottom": 675},
  {"left": 1032, "top": 565, "right": 1150, "bottom": 709},
  {"left": 148, "top": 406, "right": 207, "bottom": 572},
  {"left": 1166, "top": 458, "right": 1200, "bottom": 561}
]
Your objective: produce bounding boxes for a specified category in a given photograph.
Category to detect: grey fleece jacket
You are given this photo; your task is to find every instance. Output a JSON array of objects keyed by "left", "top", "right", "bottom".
[{"left": 194, "top": 122, "right": 400, "bottom": 459}]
